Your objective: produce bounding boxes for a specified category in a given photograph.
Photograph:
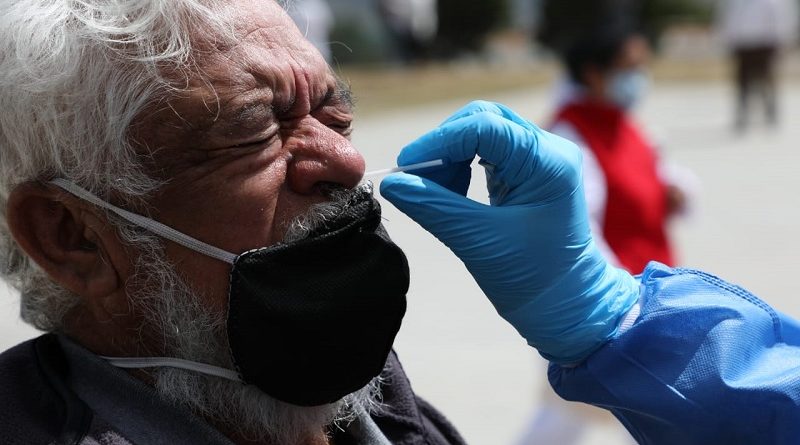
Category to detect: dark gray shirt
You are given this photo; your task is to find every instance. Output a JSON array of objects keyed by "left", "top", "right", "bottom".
[{"left": 0, "top": 334, "right": 465, "bottom": 445}]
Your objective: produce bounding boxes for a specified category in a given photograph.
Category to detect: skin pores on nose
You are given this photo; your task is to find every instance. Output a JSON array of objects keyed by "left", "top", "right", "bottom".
[{"left": 282, "top": 114, "right": 365, "bottom": 194}]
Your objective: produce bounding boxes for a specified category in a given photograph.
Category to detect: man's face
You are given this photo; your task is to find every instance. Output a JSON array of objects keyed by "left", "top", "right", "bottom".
[{"left": 133, "top": 0, "right": 365, "bottom": 316}]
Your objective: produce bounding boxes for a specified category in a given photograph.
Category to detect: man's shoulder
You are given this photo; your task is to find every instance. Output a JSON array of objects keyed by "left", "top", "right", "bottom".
[{"left": 0, "top": 335, "right": 64, "bottom": 444}]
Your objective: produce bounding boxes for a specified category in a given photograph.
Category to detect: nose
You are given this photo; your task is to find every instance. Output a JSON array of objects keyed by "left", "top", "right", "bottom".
[{"left": 285, "top": 118, "right": 365, "bottom": 195}]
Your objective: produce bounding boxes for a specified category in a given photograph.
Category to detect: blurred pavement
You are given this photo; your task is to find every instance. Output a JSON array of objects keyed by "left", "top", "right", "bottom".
[{"left": 1, "top": 79, "right": 799, "bottom": 444}]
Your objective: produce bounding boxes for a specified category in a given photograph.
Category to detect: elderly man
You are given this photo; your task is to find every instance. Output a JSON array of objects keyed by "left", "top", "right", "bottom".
[
  {"left": 4, "top": 1, "right": 800, "bottom": 445},
  {"left": 0, "top": 1, "right": 460, "bottom": 444}
]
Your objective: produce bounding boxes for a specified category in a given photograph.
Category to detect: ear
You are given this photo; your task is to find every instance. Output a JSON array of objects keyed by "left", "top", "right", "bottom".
[{"left": 6, "top": 182, "right": 125, "bottom": 321}]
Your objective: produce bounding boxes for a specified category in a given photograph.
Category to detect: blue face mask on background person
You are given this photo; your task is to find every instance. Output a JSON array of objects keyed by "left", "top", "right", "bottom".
[
  {"left": 607, "top": 69, "right": 649, "bottom": 110},
  {"left": 50, "top": 179, "right": 409, "bottom": 407}
]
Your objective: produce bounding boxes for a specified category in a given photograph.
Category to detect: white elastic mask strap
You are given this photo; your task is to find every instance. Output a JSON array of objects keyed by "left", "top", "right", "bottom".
[
  {"left": 101, "top": 356, "right": 242, "bottom": 383},
  {"left": 49, "top": 179, "right": 237, "bottom": 264}
]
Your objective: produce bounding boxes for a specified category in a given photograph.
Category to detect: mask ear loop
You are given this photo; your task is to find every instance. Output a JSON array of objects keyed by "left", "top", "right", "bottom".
[
  {"left": 49, "top": 179, "right": 237, "bottom": 265},
  {"left": 100, "top": 356, "right": 243, "bottom": 383}
]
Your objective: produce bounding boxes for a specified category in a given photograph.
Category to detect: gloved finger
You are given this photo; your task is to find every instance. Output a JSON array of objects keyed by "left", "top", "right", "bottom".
[
  {"left": 450, "top": 103, "right": 550, "bottom": 196},
  {"left": 439, "top": 101, "right": 541, "bottom": 132},
  {"left": 394, "top": 103, "right": 490, "bottom": 195},
  {"left": 394, "top": 102, "right": 482, "bottom": 195},
  {"left": 434, "top": 102, "right": 543, "bottom": 199},
  {"left": 398, "top": 112, "right": 533, "bottom": 166},
  {"left": 481, "top": 130, "right": 583, "bottom": 207},
  {"left": 380, "top": 172, "right": 488, "bottom": 249},
  {"left": 411, "top": 159, "right": 472, "bottom": 197},
  {"left": 399, "top": 101, "right": 531, "bottom": 169},
  {"left": 385, "top": 159, "right": 472, "bottom": 199},
  {"left": 439, "top": 100, "right": 508, "bottom": 125},
  {"left": 397, "top": 111, "right": 541, "bottom": 192},
  {"left": 485, "top": 102, "right": 544, "bottom": 132}
]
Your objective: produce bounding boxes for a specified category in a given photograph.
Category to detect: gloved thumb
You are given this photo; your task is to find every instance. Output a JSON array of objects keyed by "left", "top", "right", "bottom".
[{"left": 380, "top": 172, "right": 487, "bottom": 250}]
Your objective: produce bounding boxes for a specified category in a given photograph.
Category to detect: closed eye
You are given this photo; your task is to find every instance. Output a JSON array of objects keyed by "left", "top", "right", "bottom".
[
  {"left": 230, "top": 140, "right": 266, "bottom": 149},
  {"left": 229, "top": 133, "right": 279, "bottom": 149},
  {"left": 328, "top": 121, "right": 353, "bottom": 134}
]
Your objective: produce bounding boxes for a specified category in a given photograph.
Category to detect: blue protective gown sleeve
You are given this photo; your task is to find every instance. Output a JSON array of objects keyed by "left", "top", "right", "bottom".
[{"left": 550, "top": 262, "right": 800, "bottom": 445}]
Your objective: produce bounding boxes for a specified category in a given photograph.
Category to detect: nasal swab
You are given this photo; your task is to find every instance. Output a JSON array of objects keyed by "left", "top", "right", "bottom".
[{"left": 364, "top": 159, "right": 445, "bottom": 177}]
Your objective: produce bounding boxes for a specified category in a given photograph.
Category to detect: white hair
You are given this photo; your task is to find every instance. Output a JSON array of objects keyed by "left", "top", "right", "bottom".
[
  {"left": 0, "top": 0, "right": 240, "bottom": 330},
  {"left": 0, "top": 1, "right": 379, "bottom": 441},
  {"left": 118, "top": 186, "right": 382, "bottom": 443},
  {"left": 108, "top": 217, "right": 381, "bottom": 443}
]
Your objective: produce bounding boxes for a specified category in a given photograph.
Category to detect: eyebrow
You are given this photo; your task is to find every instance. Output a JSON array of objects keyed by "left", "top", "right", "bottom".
[
  {"left": 201, "top": 101, "right": 271, "bottom": 139},
  {"left": 232, "top": 101, "right": 272, "bottom": 127},
  {"left": 324, "top": 77, "right": 355, "bottom": 110},
  {"left": 212, "top": 77, "right": 355, "bottom": 134}
]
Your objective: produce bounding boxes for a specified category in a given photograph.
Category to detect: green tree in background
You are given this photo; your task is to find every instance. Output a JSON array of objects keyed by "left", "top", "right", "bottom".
[
  {"left": 435, "top": 0, "right": 510, "bottom": 56},
  {"left": 640, "top": 0, "right": 713, "bottom": 44},
  {"left": 537, "top": 0, "right": 712, "bottom": 54}
]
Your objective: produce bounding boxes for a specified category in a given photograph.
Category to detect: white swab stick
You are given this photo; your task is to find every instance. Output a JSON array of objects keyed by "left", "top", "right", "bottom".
[{"left": 364, "top": 159, "right": 445, "bottom": 177}]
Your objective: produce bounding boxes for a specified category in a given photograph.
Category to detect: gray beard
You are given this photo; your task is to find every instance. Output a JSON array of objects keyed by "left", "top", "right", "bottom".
[
  {"left": 282, "top": 182, "right": 375, "bottom": 244},
  {"left": 121, "top": 182, "right": 382, "bottom": 444}
]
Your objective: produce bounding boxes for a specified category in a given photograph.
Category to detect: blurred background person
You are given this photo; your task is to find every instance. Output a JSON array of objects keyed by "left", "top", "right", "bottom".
[
  {"left": 549, "top": 21, "right": 695, "bottom": 275},
  {"left": 288, "top": 0, "right": 335, "bottom": 62},
  {"left": 520, "top": 20, "right": 698, "bottom": 445},
  {"left": 716, "top": 0, "right": 798, "bottom": 131},
  {"left": 379, "top": 0, "right": 438, "bottom": 63}
]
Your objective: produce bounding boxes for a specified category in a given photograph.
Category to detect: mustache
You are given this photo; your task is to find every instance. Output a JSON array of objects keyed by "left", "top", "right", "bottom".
[{"left": 282, "top": 182, "right": 375, "bottom": 244}]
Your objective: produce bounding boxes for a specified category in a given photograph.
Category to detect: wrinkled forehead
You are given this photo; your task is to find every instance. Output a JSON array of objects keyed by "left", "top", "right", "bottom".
[
  {"left": 139, "top": 0, "right": 337, "bottom": 143},
  {"left": 190, "top": 0, "right": 329, "bottom": 82},
  {"left": 196, "top": 0, "right": 307, "bottom": 53}
]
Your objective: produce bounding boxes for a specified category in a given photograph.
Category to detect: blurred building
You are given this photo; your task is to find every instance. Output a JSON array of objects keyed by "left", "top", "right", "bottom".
[{"left": 326, "top": 0, "right": 511, "bottom": 64}]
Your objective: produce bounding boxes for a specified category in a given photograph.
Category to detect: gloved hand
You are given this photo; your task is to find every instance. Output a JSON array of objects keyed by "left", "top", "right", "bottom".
[{"left": 380, "top": 101, "right": 640, "bottom": 364}]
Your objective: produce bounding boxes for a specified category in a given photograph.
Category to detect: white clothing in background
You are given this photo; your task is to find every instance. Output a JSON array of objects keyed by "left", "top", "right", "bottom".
[
  {"left": 716, "top": 0, "right": 798, "bottom": 49},
  {"left": 380, "top": 0, "right": 438, "bottom": 42}
]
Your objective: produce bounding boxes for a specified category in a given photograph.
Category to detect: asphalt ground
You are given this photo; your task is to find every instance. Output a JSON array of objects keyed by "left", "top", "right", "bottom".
[{"left": 2, "top": 79, "right": 799, "bottom": 444}]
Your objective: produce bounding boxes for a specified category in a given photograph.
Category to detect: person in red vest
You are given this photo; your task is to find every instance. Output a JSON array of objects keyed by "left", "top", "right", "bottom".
[
  {"left": 550, "top": 24, "right": 693, "bottom": 275},
  {"left": 518, "top": 23, "right": 698, "bottom": 445}
]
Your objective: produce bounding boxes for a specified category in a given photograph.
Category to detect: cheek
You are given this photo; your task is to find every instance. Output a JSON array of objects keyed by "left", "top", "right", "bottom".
[
  {"left": 168, "top": 249, "right": 233, "bottom": 317},
  {"left": 157, "top": 154, "right": 289, "bottom": 249},
  {"left": 158, "top": 181, "right": 285, "bottom": 317},
  {"left": 150, "top": 159, "right": 290, "bottom": 315}
]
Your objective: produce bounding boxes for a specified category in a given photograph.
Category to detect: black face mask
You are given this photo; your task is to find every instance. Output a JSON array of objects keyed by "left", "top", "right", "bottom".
[
  {"left": 228, "top": 188, "right": 409, "bottom": 406},
  {"left": 50, "top": 179, "right": 409, "bottom": 407}
]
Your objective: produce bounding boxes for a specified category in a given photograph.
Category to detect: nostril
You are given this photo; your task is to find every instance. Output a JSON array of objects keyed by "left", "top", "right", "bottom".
[{"left": 317, "top": 181, "right": 346, "bottom": 198}]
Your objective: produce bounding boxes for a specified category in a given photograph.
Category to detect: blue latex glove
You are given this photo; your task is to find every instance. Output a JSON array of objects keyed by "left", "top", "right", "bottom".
[{"left": 380, "top": 101, "right": 640, "bottom": 364}]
